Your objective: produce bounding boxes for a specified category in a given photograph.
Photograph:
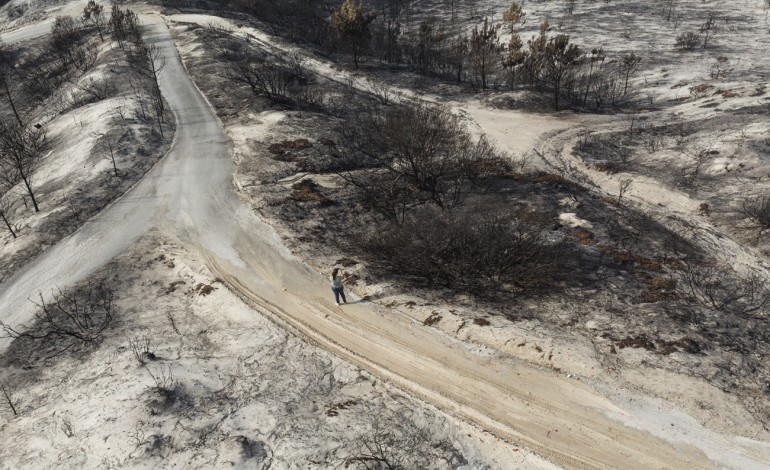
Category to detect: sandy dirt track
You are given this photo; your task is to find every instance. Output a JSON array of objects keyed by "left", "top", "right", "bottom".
[{"left": 0, "top": 8, "right": 763, "bottom": 469}]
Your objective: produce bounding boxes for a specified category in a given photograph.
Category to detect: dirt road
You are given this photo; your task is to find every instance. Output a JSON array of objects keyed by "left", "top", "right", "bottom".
[{"left": 0, "top": 10, "right": 759, "bottom": 469}]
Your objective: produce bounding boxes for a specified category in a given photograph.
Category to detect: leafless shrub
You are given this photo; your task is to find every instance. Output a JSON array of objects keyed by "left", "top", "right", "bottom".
[
  {"left": 291, "top": 84, "right": 325, "bottom": 109},
  {"left": 334, "top": 102, "right": 506, "bottom": 223},
  {"left": 64, "top": 196, "right": 81, "bottom": 222},
  {"left": 671, "top": 123, "right": 695, "bottom": 149},
  {"left": 617, "top": 179, "right": 632, "bottom": 205},
  {"left": 129, "top": 335, "right": 155, "bottom": 365},
  {"left": 679, "top": 142, "right": 716, "bottom": 188},
  {"left": 145, "top": 364, "right": 176, "bottom": 397},
  {"left": 739, "top": 195, "right": 770, "bottom": 240},
  {"left": 576, "top": 128, "right": 592, "bottom": 151},
  {"left": 423, "top": 312, "right": 442, "bottom": 326},
  {"left": 534, "top": 147, "right": 595, "bottom": 189},
  {"left": 674, "top": 262, "right": 770, "bottom": 324},
  {"left": 129, "top": 423, "right": 146, "bottom": 449},
  {"left": 216, "top": 36, "right": 308, "bottom": 104},
  {"left": 112, "top": 101, "right": 129, "bottom": 121},
  {"left": 369, "top": 81, "right": 394, "bottom": 105},
  {"left": 238, "top": 59, "right": 295, "bottom": 101},
  {"left": 674, "top": 32, "right": 701, "bottom": 51},
  {"left": 284, "top": 53, "right": 308, "bottom": 81},
  {"left": 346, "top": 411, "right": 466, "bottom": 469},
  {"left": 639, "top": 127, "right": 665, "bottom": 154},
  {"left": 700, "top": 12, "right": 718, "bottom": 48},
  {"left": 77, "top": 73, "right": 118, "bottom": 102},
  {"left": 0, "top": 279, "right": 115, "bottom": 349},
  {"left": 202, "top": 23, "right": 233, "bottom": 40},
  {"left": 710, "top": 56, "right": 735, "bottom": 79},
  {"left": 73, "top": 41, "right": 99, "bottom": 73}
]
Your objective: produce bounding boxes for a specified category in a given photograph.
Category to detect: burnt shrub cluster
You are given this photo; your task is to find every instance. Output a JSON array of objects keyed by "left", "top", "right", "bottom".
[
  {"left": 351, "top": 207, "right": 570, "bottom": 299},
  {"left": 323, "top": 100, "right": 576, "bottom": 299}
]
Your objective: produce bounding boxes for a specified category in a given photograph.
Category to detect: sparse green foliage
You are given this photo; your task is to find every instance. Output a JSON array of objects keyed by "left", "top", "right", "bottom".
[
  {"left": 332, "top": 0, "right": 377, "bottom": 69},
  {"left": 502, "top": 32, "right": 527, "bottom": 87},
  {"left": 503, "top": 1, "right": 526, "bottom": 31}
]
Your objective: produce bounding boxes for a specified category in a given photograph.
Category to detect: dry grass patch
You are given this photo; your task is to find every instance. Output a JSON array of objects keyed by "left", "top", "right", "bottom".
[
  {"left": 268, "top": 138, "right": 313, "bottom": 154},
  {"left": 423, "top": 312, "right": 442, "bottom": 326},
  {"left": 268, "top": 139, "right": 314, "bottom": 163},
  {"left": 593, "top": 162, "right": 620, "bottom": 174},
  {"left": 194, "top": 283, "right": 216, "bottom": 296},
  {"left": 597, "top": 245, "right": 681, "bottom": 272},
  {"left": 325, "top": 399, "right": 357, "bottom": 417},
  {"left": 715, "top": 89, "right": 740, "bottom": 98},
  {"left": 290, "top": 179, "right": 328, "bottom": 202},
  {"left": 571, "top": 229, "right": 597, "bottom": 246},
  {"left": 689, "top": 84, "right": 714, "bottom": 98}
]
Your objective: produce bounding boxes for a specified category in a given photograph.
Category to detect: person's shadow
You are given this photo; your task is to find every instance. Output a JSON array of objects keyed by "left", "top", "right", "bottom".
[{"left": 348, "top": 290, "right": 394, "bottom": 305}]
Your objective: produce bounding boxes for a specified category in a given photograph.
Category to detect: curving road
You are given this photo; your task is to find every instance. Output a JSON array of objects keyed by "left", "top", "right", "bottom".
[{"left": 0, "top": 12, "right": 760, "bottom": 470}]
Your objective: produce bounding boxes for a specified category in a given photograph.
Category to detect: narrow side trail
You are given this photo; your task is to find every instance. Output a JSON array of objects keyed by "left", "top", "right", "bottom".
[
  {"left": 470, "top": 111, "right": 770, "bottom": 279},
  {"left": 0, "top": 12, "right": 758, "bottom": 470}
]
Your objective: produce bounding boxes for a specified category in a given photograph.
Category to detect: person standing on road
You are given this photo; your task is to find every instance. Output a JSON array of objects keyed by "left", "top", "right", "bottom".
[{"left": 331, "top": 268, "right": 347, "bottom": 306}]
